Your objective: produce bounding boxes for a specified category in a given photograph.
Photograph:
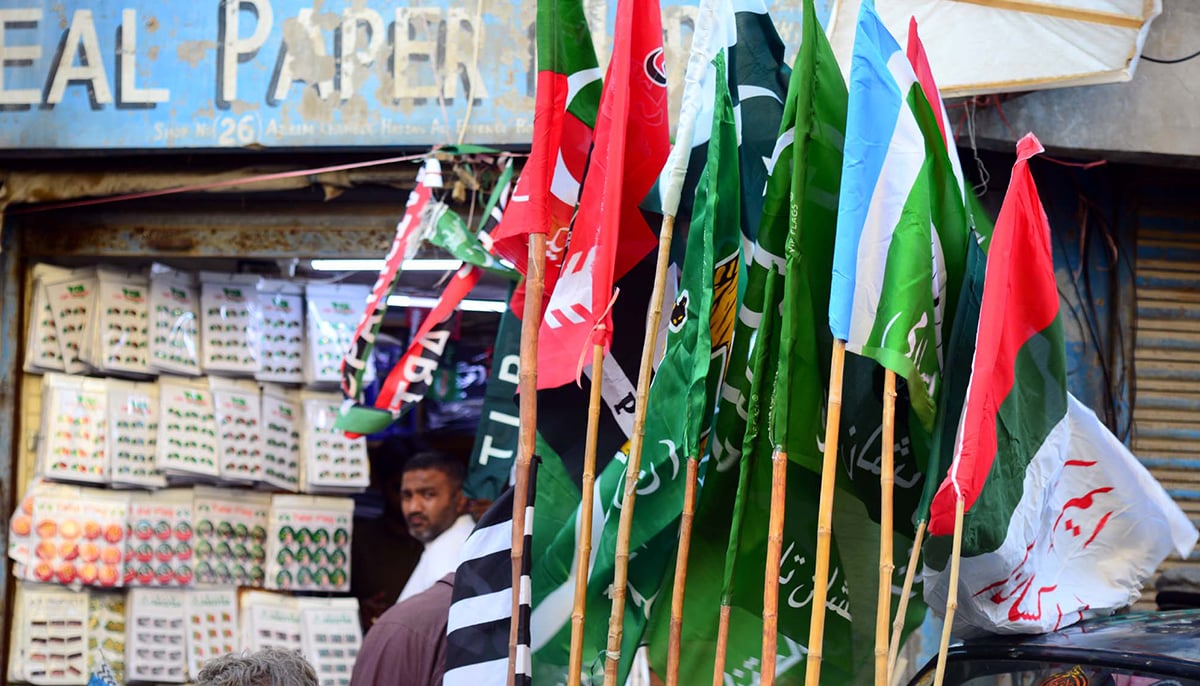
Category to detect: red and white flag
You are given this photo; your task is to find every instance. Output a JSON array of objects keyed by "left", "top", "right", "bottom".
[{"left": 535, "top": 0, "right": 670, "bottom": 389}]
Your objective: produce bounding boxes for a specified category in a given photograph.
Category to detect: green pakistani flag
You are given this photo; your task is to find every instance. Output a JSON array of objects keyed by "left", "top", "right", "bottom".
[{"left": 528, "top": 50, "right": 741, "bottom": 686}]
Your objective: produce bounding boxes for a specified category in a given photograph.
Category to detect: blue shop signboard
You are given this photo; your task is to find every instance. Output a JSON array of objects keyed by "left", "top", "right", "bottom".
[{"left": 0, "top": 1, "right": 821, "bottom": 151}]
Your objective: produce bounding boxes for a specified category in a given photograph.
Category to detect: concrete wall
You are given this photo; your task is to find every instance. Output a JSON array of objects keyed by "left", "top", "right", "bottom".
[{"left": 964, "top": 0, "right": 1200, "bottom": 161}]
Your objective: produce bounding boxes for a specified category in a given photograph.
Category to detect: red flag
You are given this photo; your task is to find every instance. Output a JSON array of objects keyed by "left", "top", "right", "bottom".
[
  {"left": 489, "top": 0, "right": 603, "bottom": 317},
  {"left": 907, "top": 17, "right": 949, "bottom": 146},
  {"left": 928, "top": 133, "right": 1059, "bottom": 535},
  {"left": 535, "top": 0, "right": 670, "bottom": 389}
]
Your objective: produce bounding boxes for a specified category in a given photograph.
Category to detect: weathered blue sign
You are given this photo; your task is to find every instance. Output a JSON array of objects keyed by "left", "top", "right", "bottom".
[{"left": 0, "top": 1, "right": 824, "bottom": 150}]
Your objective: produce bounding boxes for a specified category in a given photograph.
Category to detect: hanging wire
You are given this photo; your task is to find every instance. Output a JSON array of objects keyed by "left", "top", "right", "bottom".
[
  {"left": 965, "top": 98, "right": 991, "bottom": 197},
  {"left": 1141, "top": 48, "right": 1200, "bottom": 65}
]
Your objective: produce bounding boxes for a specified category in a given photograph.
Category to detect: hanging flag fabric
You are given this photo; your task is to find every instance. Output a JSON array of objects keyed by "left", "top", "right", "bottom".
[
  {"left": 643, "top": 4, "right": 859, "bottom": 682},
  {"left": 426, "top": 162, "right": 519, "bottom": 280},
  {"left": 489, "top": 0, "right": 602, "bottom": 315},
  {"left": 465, "top": 300, "right": 522, "bottom": 502},
  {"left": 444, "top": 457, "right": 540, "bottom": 686},
  {"left": 529, "top": 49, "right": 741, "bottom": 686},
  {"left": 535, "top": 0, "right": 670, "bottom": 390},
  {"left": 335, "top": 265, "right": 481, "bottom": 437},
  {"left": 828, "top": 0, "right": 970, "bottom": 431},
  {"left": 923, "top": 134, "right": 1197, "bottom": 634},
  {"left": 341, "top": 158, "right": 441, "bottom": 402}
]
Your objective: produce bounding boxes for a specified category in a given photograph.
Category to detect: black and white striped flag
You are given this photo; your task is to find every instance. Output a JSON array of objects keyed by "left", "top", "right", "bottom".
[{"left": 444, "top": 457, "right": 539, "bottom": 685}]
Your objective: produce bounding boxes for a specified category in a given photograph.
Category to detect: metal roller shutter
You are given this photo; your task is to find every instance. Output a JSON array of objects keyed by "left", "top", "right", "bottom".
[{"left": 1134, "top": 210, "right": 1200, "bottom": 606}]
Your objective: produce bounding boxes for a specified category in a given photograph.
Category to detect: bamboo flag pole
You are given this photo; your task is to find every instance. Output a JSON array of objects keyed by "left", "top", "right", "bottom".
[
  {"left": 876, "top": 370, "right": 897, "bottom": 686},
  {"left": 804, "top": 339, "right": 847, "bottom": 686},
  {"left": 932, "top": 499, "right": 965, "bottom": 686},
  {"left": 888, "top": 519, "right": 926, "bottom": 683},
  {"left": 711, "top": 604, "right": 733, "bottom": 686},
  {"left": 666, "top": 455, "right": 700, "bottom": 686},
  {"left": 760, "top": 447, "right": 789, "bottom": 686},
  {"left": 508, "top": 233, "right": 546, "bottom": 686},
  {"left": 602, "top": 213, "right": 677, "bottom": 686},
  {"left": 567, "top": 343, "right": 606, "bottom": 686}
]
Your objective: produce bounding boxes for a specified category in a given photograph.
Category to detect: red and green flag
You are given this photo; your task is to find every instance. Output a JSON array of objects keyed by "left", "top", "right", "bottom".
[
  {"left": 489, "top": 0, "right": 602, "bottom": 315},
  {"left": 924, "top": 134, "right": 1197, "bottom": 634}
]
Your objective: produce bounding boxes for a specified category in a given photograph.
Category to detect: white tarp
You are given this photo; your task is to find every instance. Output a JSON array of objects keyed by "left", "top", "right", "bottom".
[{"left": 827, "top": 0, "right": 1163, "bottom": 97}]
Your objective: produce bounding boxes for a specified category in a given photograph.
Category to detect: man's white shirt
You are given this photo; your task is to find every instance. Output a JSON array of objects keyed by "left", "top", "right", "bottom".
[{"left": 396, "top": 514, "right": 475, "bottom": 604}]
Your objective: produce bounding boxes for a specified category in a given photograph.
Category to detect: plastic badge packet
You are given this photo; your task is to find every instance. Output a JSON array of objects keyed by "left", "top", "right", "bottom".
[
  {"left": 15, "top": 581, "right": 91, "bottom": 685},
  {"left": 259, "top": 384, "right": 302, "bottom": 493},
  {"left": 124, "top": 490, "right": 194, "bottom": 588},
  {"left": 124, "top": 588, "right": 188, "bottom": 683},
  {"left": 44, "top": 267, "right": 98, "bottom": 375},
  {"left": 200, "top": 273, "right": 264, "bottom": 376},
  {"left": 39, "top": 374, "right": 109, "bottom": 485},
  {"left": 107, "top": 380, "right": 165, "bottom": 490},
  {"left": 8, "top": 479, "right": 82, "bottom": 576},
  {"left": 91, "top": 268, "right": 152, "bottom": 378},
  {"left": 299, "top": 597, "right": 362, "bottom": 686},
  {"left": 239, "top": 590, "right": 302, "bottom": 654},
  {"left": 299, "top": 392, "right": 369, "bottom": 493},
  {"left": 27, "top": 488, "right": 129, "bottom": 589},
  {"left": 87, "top": 590, "right": 126, "bottom": 686},
  {"left": 185, "top": 588, "right": 238, "bottom": 680},
  {"left": 24, "top": 264, "right": 75, "bottom": 374},
  {"left": 191, "top": 486, "right": 269, "bottom": 588},
  {"left": 303, "top": 283, "right": 371, "bottom": 386},
  {"left": 210, "top": 378, "right": 264, "bottom": 483},
  {"left": 156, "top": 377, "right": 220, "bottom": 480},
  {"left": 265, "top": 495, "right": 353, "bottom": 593},
  {"left": 257, "top": 280, "right": 305, "bottom": 384},
  {"left": 148, "top": 266, "right": 202, "bottom": 377}
]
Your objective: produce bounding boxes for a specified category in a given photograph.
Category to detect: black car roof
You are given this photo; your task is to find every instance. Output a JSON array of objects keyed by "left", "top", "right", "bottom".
[{"left": 944, "top": 609, "right": 1200, "bottom": 667}]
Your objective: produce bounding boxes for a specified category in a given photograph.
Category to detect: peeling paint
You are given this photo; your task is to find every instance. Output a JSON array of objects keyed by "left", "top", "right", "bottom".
[
  {"left": 230, "top": 100, "right": 260, "bottom": 114},
  {"left": 51, "top": 2, "right": 67, "bottom": 30},
  {"left": 148, "top": 45, "right": 159, "bottom": 61},
  {"left": 145, "top": 14, "right": 159, "bottom": 32},
  {"left": 176, "top": 40, "right": 216, "bottom": 68}
]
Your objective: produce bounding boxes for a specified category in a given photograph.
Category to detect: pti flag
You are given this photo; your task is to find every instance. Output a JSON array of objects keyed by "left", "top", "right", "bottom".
[
  {"left": 489, "top": 0, "right": 602, "bottom": 313},
  {"left": 536, "top": 0, "right": 670, "bottom": 389},
  {"left": 923, "top": 134, "right": 1197, "bottom": 634}
]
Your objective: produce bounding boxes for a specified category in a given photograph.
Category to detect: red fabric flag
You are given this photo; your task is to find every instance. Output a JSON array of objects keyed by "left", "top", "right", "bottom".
[
  {"left": 928, "top": 133, "right": 1060, "bottom": 535},
  {"left": 535, "top": 0, "right": 670, "bottom": 389},
  {"left": 907, "top": 17, "right": 949, "bottom": 146}
]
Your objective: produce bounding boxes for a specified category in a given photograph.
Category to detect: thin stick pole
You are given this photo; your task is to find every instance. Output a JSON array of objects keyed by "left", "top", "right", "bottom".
[
  {"left": 602, "top": 213, "right": 677, "bottom": 686},
  {"left": 508, "top": 233, "right": 545, "bottom": 686},
  {"left": 761, "top": 448, "right": 788, "bottom": 686},
  {"left": 567, "top": 344, "right": 606, "bottom": 686},
  {"left": 888, "top": 519, "right": 927, "bottom": 684},
  {"left": 711, "top": 604, "right": 733, "bottom": 686},
  {"left": 804, "top": 339, "right": 847, "bottom": 686},
  {"left": 876, "top": 370, "right": 897, "bottom": 686},
  {"left": 666, "top": 456, "right": 700, "bottom": 686},
  {"left": 932, "top": 499, "right": 965, "bottom": 686}
]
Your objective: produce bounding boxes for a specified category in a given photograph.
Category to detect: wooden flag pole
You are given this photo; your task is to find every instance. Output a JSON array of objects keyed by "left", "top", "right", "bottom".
[
  {"left": 932, "top": 499, "right": 965, "bottom": 686},
  {"left": 666, "top": 455, "right": 700, "bottom": 686},
  {"left": 508, "top": 233, "right": 546, "bottom": 686},
  {"left": 804, "top": 339, "right": 847, "bottom": 686},
  {"left": 888, "top": 519, "right": 927, "bottom": 684},
  {"left": 567, "top": 343, "right": 606, "bottom": 686},
  {"left": 761, "top": 447, "right": 789, "bottom": 686},
  {"left": 711, "top": 605, "right": 733, "bottom": 686},
  {"left": 602, "top": 213, "right": 677, "bottom": 686},
  {"left": 876, "top": 370, "right": 897, "bottom": 686}
]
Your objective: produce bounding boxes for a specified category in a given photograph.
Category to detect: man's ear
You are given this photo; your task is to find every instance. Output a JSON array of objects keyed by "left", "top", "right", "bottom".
[{"left": 454, "top": 488, "right": 468, "bottom": 515}]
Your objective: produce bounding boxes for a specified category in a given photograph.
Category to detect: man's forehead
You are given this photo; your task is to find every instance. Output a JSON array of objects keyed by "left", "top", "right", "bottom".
[{"left": 401, "top": 468, "right": 452, "bottom": 488}]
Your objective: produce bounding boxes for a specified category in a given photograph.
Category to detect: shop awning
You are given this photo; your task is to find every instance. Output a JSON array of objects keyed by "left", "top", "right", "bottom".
[{"left": 827, "top": 0, "right": 1163, "bottom": 97}]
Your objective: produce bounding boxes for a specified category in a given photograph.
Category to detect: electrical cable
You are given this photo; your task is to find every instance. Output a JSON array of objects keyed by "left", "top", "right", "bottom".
[{"left": 1141, "top": 48, "right": 1200, "bottom": 65}]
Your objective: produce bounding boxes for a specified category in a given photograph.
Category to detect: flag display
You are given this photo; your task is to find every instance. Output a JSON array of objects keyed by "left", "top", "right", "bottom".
[
  {"left": 923, "top": 134, "right": 1197, "bottom": 634},
  {"left": 829, "top": 0, "right": 970, "bottom": 430},
  {"left": 536, "top": 0, "right": 670, "bottom": 390},
  {"left": 491, "top": 0, "right": 602, "bottom": 316},
  {"left": 445, "top": 457, "right": 540, "bottom": 686},
  {"left": 340, "top": 159, "right": 441, "bottom": 402},
  {"left": 335, "top": 265, "right": 481, "bottom": 437},
  {"left": 530, "top": 48, "right": 741, "bottom": 685}
]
